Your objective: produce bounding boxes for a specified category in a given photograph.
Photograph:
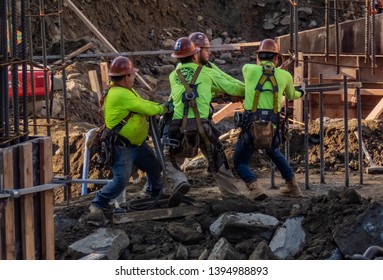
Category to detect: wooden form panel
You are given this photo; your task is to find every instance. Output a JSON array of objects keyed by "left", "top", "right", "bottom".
[
  {"left": 0, "top": 137, "right": 55, "bottom": 260},
  {"left": 1, "top": 148, "right": 16, "bottom": 260},
  {"left": 310, "top": 93, "right": 382, "bottom": 119},
  {"left": 19, "top": 143, "right": 35, "bottom": 260},
  {"left": 38, "top": 138, "right": 55, "bottom": 260}
]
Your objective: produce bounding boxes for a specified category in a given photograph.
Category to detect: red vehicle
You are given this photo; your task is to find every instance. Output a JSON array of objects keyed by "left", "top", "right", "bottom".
[{"left": 7, "top": 67, "right": 50, "bottom": 100}]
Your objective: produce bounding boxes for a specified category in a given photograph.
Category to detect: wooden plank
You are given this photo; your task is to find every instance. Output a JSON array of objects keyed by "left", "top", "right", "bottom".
[
  {"left": 39, "top": 138, "right": 55, "bottom": 260},
  {"left": 99, "top": 62, "right": 109, "bottom": 91},
  {"left": 2, "top": 148, "right": 16, "bottom": 260},
  {"left": 113, "top": 205, "right": 205, "bottom": 224},
  {"left": 88, "top": 70, "right": 102, "bottom": 104},
  {"left": 53, "top": 42, "right": 93, "bottom": 65},
  {"left": 19, "top": 142, "right": 35, "bottom": 260},
  {"left": 212, "top": 102, "right": 242, "bottom": 124},
  {"left": 366, "top": 97, "right": 383, "bottom": 120},
  {"left": 63, "top": 0, "right": 153, "bottom": 92},
  {"left": 64, "top": 0, "right": 117, "bottom": 53}
]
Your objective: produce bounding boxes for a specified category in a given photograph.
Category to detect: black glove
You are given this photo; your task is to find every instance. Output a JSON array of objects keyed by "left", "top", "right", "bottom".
[{"left": 298, "top": 82, "right": 306, "bottom": 98}]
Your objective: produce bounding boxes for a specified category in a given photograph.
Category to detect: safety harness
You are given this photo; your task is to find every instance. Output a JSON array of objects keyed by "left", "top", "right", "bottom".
[
  {"left": 172, "top": 66, "right": 217, "bottom": 172},
  {"left": 251, "top": 65, "right": 279, "bottom": 114}
]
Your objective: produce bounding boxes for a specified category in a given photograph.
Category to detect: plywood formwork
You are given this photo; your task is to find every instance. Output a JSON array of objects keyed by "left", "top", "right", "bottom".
[
  {"left": 277, "top": 14, "right": 383, "bottom": 121},
  {"left": 0, "top": 137, "right": 55, "bottom": 260}
]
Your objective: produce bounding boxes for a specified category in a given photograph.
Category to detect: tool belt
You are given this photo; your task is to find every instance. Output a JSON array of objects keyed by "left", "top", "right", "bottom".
[{"left": 242, "top": 109, "right": 279, "bottom": 150}]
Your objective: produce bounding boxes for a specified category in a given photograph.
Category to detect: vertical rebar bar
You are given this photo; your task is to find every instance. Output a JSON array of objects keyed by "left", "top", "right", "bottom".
[
  {"left": 290, "top": 3, "right": 294, "bottom": 52},
  {"left": 39, "top": 0, "right": 51, "bottom": 136},
  {"left": 0, "top": 0, "right": 7, "bottom": 143},
  {"left": 284, "top": 98, "right": 289, "bottom": 162},
  {"left": 364, "top": 0, "right": 370, "bottom": 63},
  {"left": 294, "top": 0, "right": 299, "bottom": 67},
  {"left": 27, "top": 0, "right": 37, "bottom": 135},
  {"left": 371, "top": 0, "right": 376, "bottom": 75},
  {"left": 21, "top": 0, "right": 28, "bottom": 141},
  {"left": 319, "top": 74, "right": 325, "bottom": 184},
  {"left": 11, "top": 0, "right": 20, "bottom": 143},
  {"left": 304, "top": 84, "right": 309, "bottom": 190},
  {"left": 325, "top": 0, "right": 330, "bottom": 63},
  {"left": 356, "top": 69, "right": 363, "bottom": 185},
  {"left": 59, "top": 0, "right": 71, "bottom": 203},
  {"left": 343, "top": 75, "right": 349, "bottom": 188},
  {"left": 270, "top": 160, "right": 276, "bottom": 189},
  {"left": 334, "top": 0, "right": 340, "bottom": 74}
]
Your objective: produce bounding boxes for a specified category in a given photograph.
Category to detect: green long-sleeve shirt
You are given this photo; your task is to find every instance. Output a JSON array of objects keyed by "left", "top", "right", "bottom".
[
  {"left": 169, "top": 62, "right": 245, "bottom": 119},
  {"left": 103, "top": 85, "right": 164, "bottom": 145},
  {"left": 242, "top": 61, "right": 302, "bottom": 112}
]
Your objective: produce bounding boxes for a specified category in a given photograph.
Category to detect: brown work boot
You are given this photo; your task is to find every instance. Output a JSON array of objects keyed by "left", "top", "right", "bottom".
[
  {"left": 280, "top": 177, "right": 303, "bottom": 198},
  {"left": 247, "top": 181, "right": 268, "bottom": 201}
]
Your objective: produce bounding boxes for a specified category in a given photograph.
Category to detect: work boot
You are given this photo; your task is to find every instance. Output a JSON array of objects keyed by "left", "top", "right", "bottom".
[
  {"left": 168, "top": 182, "right": 190, "bottom": 207},
  {"left": 79, "top": 205, "right": 108, "bottom": 226},
  {"left": 280, "top": 177, "right": 303, "bottom": 198},
  {"left": 246, "top": 181, "right": 268, "bottom": 201}
]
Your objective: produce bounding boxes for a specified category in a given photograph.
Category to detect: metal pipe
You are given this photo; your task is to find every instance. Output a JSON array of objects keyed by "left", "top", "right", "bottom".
[
  {"left": 0, "top": 182, "right": 66, "bottom": 199},
  {"left": 356, "top": 69, "right": 363, "bottom": 185},
  {"left": 53, "top": 178, "right": 112, "bottom": 185},
  {"left": 81, "top": 127, "right": 98, "bottom": 195},
  {"left": 319, "top": 74, "right": 325, "bottom": 184},
  {"left": 343, "top": 75, "right": 349, "bottom": 187}
]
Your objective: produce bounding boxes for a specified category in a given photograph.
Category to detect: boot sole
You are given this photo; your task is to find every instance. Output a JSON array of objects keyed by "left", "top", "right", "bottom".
[{"left": 253, "top": 193, "right": 268, "bottom": 201}]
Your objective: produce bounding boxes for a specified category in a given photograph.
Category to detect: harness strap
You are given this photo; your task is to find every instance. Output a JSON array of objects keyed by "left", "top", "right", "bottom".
[
  {"left": 175, "top": 66, "right": 217, "bottom": 172},
  {"left": 251, "top": 65, "right": 279, "bottom": 114}
]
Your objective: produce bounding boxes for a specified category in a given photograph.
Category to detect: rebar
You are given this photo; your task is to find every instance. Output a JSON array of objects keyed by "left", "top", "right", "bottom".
[
  {"left": 304, "top": 81, "right": 310, "bottom": 190},
  {"left": 11, "top": 0, "right": 20, "bottom": 143},
  {"left": 356, "top": 69, "right": 363, "bottom": 185},
  {"left": 319, "top": 74, "right": 325, "bottom": 184},
  {"left": 343, "top": 75, "right": 349, "bottom": 188},
  {"left": 39, "top": 0, "right": 51, "bottom": 136},
  {"left": 335, "top": 0, "right": 341, "bottom": 74},
  {"left": 21, "top": 0, "right": 28, "bottom": 141},
  {"left": 325, "top": 0, "right": 330, "bottom": 62}
]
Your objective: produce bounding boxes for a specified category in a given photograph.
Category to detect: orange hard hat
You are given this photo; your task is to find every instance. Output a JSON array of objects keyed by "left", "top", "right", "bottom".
[
  {"left": 171, "top": 37, "right": 200, "bottom": 58},
  {"left": 108, "top": 56, "right": 138, "bottom": 76},
  {"left": 256, "top": 38, "right": 280, "bottom": 54},
  {"left": 189, "top": 32, "right": 211, "bottom": 48}
]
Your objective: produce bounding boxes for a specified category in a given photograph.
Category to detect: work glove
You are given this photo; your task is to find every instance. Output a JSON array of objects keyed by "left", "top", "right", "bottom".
[
  {"left": 161, "top": 103, "right": 169, "bottom": 114},
  {"left": 161, "top": 101, "right": 174, "bottom": 115},
  {"left": 298, "top": 82, "right": 306, "bottom": 98}
]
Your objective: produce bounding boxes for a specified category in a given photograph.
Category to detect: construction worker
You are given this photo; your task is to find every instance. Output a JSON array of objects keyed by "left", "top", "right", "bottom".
[
  {"left": 165, "top": 37, "right": 245, "bottom": 203},
  {"left": 233, "top": 38, "right": 305, "bottom": 199},
  {"left": 189, "top": 32, "right": 245, "bottom": 95},
  {"left": 86, "top": 56, "right": 169, "bottom": 222}
]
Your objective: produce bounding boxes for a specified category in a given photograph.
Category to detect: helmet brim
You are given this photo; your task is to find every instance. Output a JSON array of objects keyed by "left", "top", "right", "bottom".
[{"left": 171, "top": 47, "right": 201, "bottom": 58}]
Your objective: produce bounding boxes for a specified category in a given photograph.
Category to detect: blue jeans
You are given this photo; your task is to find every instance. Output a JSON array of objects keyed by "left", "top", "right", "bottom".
[
  {"left": 92, "top": 141, "right": 163, "bottom": 209},
  {"left": 233, "top": 130, "right": 294, "bottom": 184}
]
